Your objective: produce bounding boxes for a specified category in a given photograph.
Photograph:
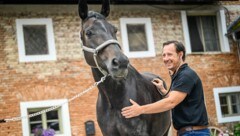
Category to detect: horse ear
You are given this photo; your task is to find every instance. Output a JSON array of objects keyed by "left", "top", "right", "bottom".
[
  {"left": 78, "top": 0, "right": 88, "bottom": 20},
  {"left": 100, "top": 0, "right": 110, "bottom": 17}
]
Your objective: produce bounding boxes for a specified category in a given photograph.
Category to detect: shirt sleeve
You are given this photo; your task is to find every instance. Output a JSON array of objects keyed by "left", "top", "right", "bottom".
[{"left": 171, "top": 74, "right": 195, "bottom": 94}]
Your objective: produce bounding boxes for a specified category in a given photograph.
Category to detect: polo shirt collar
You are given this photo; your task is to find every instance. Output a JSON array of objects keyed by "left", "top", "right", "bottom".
[{"left": 170, "top": 63, "right": 188, "bottom": 79}]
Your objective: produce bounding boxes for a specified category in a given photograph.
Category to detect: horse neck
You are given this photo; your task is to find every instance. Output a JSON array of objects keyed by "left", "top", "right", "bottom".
[
  {"left": 91, "top": 67, "right": 141, "bottom": 109},
  {"left": 91, "top": 67, "right": 129, "bottom": 96}
]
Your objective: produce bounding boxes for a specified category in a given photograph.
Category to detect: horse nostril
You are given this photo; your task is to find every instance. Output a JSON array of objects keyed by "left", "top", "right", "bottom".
[
  {"left": 112, "top": 58, "right": 119, "bottom": 67},
  {"left": 111, "top": 56, "right": 129, "bottom": 69}
]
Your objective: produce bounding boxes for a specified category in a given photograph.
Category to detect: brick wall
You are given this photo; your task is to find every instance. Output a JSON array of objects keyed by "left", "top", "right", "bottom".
[{"left": 0, "top": 2, "right": 240, "bottom": 136}]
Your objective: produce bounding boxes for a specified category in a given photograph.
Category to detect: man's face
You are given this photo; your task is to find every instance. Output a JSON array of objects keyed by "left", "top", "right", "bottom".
[{"left": 162, "top": 43, "right": 182, "bottom": 72}]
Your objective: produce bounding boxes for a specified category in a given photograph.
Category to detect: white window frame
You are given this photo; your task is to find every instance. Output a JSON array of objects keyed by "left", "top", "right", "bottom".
[
  {"left": 120, "top": 18, "right": 156, "bottom": 58},
  {"left": 213, "top": 86, "right": 240, "bottom": 123},
  {"left": 20, "top": 99, "right": 71, "bottom": 136},
  {"left": 16, "top": 18, "right": 57, "bottom": 62},
  {"left": 181, "top": 10, "right": 230, "bottom": 54}
]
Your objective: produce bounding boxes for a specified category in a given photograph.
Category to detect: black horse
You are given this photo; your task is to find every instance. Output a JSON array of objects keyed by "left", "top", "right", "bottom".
[{"left": 78, "top": 0, "right": 171, "bottom": 135}]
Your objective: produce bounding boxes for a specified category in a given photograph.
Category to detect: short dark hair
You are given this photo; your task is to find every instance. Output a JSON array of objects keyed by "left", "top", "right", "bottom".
[{"left": 163, "top": 40, "right": 186, "bottom": 61}]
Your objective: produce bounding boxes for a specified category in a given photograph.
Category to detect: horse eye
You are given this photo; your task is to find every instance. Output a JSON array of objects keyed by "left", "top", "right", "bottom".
[{"left": 85, "top": 30, "right": 93, "bottom": 37}]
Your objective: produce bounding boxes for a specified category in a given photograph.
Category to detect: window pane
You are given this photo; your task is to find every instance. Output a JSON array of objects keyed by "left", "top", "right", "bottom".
[
  {"left": 232, "top": 105, "right": 238, "bottom": 114},
  {"left": 187, "top": 16, "right": 220, "bottom": 52},
  {"left": 30, "top": 123, "right": 43, "bottom": 134},
  {"left": 47, "top": 110, "right": 60, "bottom": 131},
  {"left": 23, "top": 25, "right": 49, "bottom": 55},
  {"left": 187, "top": 16, "right": 204, "bottom": 52},
  {"left": 230, "top": 94, "right": 239, "bottom": 114},
  {"left": 220, "top": 96, "right": 227, "bottom": 104},
  {"left": 127, "top": 24, "right": 148, "bottom": 52},
  {"left": 221, "top": 106, "right": 229, "bottom": 115},
  {"left": 201, "top": 16, "right": 220, "bottom": 52},
  {"left": 220, "top": 96, "right": 229, "bottom": 115},
  {"left": 29, "top": 112, "right": 42, "bottom": 122},
  {"left": 47, "top": 122, "right": 60, "bottom": 131},
  {"left": 231, "top": 95, "right": 237, "bottom": 103},
  {"left": 47, "top": 110, "right": 58, "bottom": 120}
]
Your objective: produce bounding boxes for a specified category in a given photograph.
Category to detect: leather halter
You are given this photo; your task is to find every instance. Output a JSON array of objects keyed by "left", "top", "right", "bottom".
[{"left": 80, "top": 38, "right": 120, "bottom": 76}]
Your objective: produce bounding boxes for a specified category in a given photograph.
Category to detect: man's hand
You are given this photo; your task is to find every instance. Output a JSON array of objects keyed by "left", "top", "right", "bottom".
[
  {"left": 152, "top": 78, "right": 167, "bottom": 95},
  {"left": 121, "top": 99, "right": 143, "bottom": 118}
]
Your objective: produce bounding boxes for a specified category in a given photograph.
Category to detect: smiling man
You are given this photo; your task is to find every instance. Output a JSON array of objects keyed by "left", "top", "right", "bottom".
[{"left": 121, "top": 40, "right": 210, "bottom": 136}]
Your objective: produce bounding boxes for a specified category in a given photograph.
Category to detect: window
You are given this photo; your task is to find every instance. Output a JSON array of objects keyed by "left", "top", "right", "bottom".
[
  {"left": 213, "top": 86, "right": 240, "bottom": 123},
  {"left": 181, "top": 10, "right": 230, "bottom": 54},
  {"left": 120, "top": 18, "right": 155, "bottom": 58},
  {"left": 20, "top": 99, "right": 71, "bottom": 136},
  {"left": 29, "top": 109, "right": 61, "bottom": 135},
  {"left": 16, "top": 18, "right": 56, "bottom": 62},
  {"left": 187, "top": 16, "right": 220, "bottom": 52}
]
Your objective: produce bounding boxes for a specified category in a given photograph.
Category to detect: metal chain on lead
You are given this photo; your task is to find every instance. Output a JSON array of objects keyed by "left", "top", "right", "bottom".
[{"left": 1, "top": 75, "right": 108, "bottom": 123}]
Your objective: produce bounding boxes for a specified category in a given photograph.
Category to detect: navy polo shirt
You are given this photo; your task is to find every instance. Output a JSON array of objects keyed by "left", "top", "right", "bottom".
[{"left": 170, "top": 63, "right": 209, "bottom": 130}]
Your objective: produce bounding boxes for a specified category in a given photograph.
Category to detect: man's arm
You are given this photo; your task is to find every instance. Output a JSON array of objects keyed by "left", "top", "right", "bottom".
[{"left": 121, "top": 90, "right": 187, "bottom": 118}]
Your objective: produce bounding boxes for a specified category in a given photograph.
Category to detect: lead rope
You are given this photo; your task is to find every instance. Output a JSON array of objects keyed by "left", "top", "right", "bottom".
[{"left": 0, "top": 75, "right": 108, "bottom": 123}]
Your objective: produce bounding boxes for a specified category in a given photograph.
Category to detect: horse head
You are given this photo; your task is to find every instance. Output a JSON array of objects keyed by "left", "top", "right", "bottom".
[{"left": 78, "top": 0, "right": 129, "bottom": 80}]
